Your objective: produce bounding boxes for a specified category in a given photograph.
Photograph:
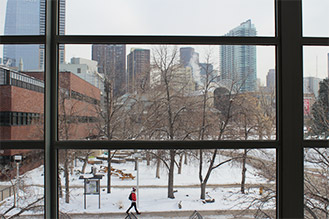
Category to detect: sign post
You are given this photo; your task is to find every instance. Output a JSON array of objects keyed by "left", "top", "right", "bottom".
[{"left": 81, "top": 174, "right": 103, "bottom": 209}]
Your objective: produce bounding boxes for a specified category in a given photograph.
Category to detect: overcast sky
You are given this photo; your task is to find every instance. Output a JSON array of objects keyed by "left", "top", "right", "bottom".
[{"left": 0, "top": 0, "right": 328, "bottom": 83}]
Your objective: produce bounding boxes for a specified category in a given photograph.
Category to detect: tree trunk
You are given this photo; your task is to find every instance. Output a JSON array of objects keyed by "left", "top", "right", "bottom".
[
  {"left": 199, "top": 149, "right": 217, "bottom": 201},
  {"left": 70, "top": 160, "right": 74, "bottom": 175},
  {"left": 107, "top": 150, "right": 111, "bottom": 193},
  {"left": 58, "top": 175, "right": 63, "bottom": 198},
  {"left": 200, "top": 182, "right": 206, "bottom": 200},
  {"left": 64, "top": 150, "right": 70, "bottom": 203},
  {"left": 178, "top": 154, "right": 183, "bottom": 174},
  {"left": 156, "top": 150, "right": 161, "bottom": 179},
  {"left": 241, "top": 149, "right": 248, "bottom": 194},
  {"left": 168, "top": 150, "right": 175, "bottom": 199},
  {"left": 81, "top": 153, "right": 89, "bottom": 174},
  {"left": 184, "top": 152, "right": 188, "bottom": 165},
  {"left": 146, "top": 151, "right": 150, "bottom": 166}
]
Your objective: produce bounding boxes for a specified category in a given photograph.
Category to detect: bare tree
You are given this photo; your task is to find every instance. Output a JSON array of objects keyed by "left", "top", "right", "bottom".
[
  {"left": 304, "top": 148, "right": 329, "bottom": 219},
  {"left": 147, "top": 45, "right": 196, "bottom": 198},
  {"left": 198, "top": 77, "right": 245, "bottom": 199}
]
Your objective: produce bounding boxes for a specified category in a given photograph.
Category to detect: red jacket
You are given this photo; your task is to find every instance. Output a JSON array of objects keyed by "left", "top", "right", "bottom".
[{"left": 131, "top": 192, "right": 137, "bottom": 201}]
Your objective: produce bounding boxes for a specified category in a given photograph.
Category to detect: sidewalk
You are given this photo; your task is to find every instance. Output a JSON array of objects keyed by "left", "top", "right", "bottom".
[{"left": 18, "top": 209, "right": 274, "bottom": 219}]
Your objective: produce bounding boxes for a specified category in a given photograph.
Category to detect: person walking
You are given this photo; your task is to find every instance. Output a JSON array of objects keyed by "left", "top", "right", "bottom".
[{"left": 126, "top": 187, "right": 141, "bottom": 214}]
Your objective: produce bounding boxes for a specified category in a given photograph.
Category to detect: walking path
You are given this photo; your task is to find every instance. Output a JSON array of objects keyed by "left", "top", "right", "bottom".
[
  {"left": 23, "top": 183, "right": 275, "bottom": 189},
  {"left": 16, "top": 209, "right": 275, "bottom": 219}
]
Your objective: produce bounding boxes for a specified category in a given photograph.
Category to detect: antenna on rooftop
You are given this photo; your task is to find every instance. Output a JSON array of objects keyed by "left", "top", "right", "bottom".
[{"left": 315, "top": 56, "right": 318, "bottom": 78}]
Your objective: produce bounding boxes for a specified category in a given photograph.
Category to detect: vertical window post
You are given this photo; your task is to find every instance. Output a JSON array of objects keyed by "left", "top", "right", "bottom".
[
  {"left": 278, "top": 0, "right": 304, "bottom": 217},
  {"left": 45, "top": 0, "right": 59, "bottom": 218}
]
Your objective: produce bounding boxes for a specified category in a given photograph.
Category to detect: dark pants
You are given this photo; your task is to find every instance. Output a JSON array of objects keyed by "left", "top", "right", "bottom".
[{"left": 126, "top": 202, "right": 139, "bottom": 213}]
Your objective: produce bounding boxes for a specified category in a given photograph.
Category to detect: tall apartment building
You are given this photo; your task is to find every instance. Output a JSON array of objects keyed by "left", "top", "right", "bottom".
[
  {"left": 127, "top": 48, "right": 150, "bottom": 94},
  {"left": 266, "top": 69, "right": 276, "bottom": 91},
  {"left": 220, "top": 19, "right": 257, "bottom": 92},
  {"left": 92, "top": 44, "right": 126, "bottom": 96},
  {"left": 3, "top": 0, "right": 65, "bottom": 70}
]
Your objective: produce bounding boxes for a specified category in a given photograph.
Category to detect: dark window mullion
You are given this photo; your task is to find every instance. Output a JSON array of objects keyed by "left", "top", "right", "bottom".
[
  {"left": 301, "top": 37, "right": 329, "bottom": 45},
  {"left": 53, "top": 140, "right": 279, "bottom": 150},
  {"left": 0, "top": 35, "right": 45, "bottom": 44},
  {"left": 45, "top": 0, "right": 59, "bottom": 218},
  {"left": 55, "top": 35, "right": 278, "bottom": 45},
  {"left": 303, "top": 140, "right": 329, "bottom": 148},
  {"left": 277, "top": 0, "right": 304, "bottom": 218},
  {"left": 0, "top": 140, "right": 44, "bottom": 149}
]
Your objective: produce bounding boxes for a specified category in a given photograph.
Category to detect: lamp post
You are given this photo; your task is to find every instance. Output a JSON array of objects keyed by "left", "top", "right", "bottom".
[
  {"left": 13, "top": 154, "right": 22, "bottom": 206},
  {"left": 133, "top": 152, "right": 142, "bottom": 207}
]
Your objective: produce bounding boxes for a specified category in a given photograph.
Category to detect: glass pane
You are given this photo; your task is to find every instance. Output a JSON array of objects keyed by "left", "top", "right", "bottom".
[
  {"left": 59, "top": 44, "right": 276, "bottom": 141},
  {"left": 64, "top": 0, "right": 274, "bottom": 36},
  {"left": 303, "top": 46, "right": 329, "bottom": 140},
  {"left": 0, "top": 149, "right": 44, "bottom": 218},
  {"left": 303, "top": 0, "right": 329, "bottom": 37},
  {"left": 58, "top": 149, "right": 276, "bottom": 218},
  {"left": 0, "top": 44, "right": 45, "bottom": 141},
  {"left": 0, "top": 0, "right": 46, "bottom": 35},
  {"left": 304, "top": 148, "right": 329, "bottom": 218}
]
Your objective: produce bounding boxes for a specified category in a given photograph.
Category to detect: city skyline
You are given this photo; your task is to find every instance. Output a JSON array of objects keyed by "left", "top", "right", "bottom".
[{"left": 0, "top": 0, "right": 328, "bottom": 81}]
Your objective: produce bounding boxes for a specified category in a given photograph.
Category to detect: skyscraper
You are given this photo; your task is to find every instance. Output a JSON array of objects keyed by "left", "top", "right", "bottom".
[
  {"left": 220, "top": 20, "right": 257, "bottom": 92},
  {"left": 179, "top": 47, "right": 201, "bottom": 88},
  {"left": 200, "top": 63, "right": 215, "bottom": 84},
  {"left": 327, "top": 53, "right": 329, "bottom": 79},
  {"left": 180, "top": 47, "right": 199, "bottom": 68},
  {"left": 127, "top": 48, "right": 150, "bottom": 94},
  {"left": 39, "top": 0, "right": 65, "bottom": 69},
  {"left": 266, "top": 69, "right": 275, "bottom": 91},
  {"left": 3, "top": 0, "right": 65, "bottom": 71},
  {"left": 92, "top": 44, "right": 126, "bottom": 96},
  {"left": 303, "top": 76, "right": 321, "bottom": 98}
]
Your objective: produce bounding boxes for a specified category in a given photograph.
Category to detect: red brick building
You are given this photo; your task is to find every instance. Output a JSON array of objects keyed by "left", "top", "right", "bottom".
[{"left": 0, "top": 66, "right": 101, "bottom": 179}]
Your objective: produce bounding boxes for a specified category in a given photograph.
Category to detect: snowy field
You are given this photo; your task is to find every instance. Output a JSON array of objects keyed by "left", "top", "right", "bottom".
[{"left": 0, "top": 152, "right": 276, "bottom": 218}]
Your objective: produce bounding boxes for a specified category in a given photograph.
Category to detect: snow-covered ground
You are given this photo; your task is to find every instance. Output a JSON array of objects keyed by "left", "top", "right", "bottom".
[{"left": 0, "top": 153, "right": 276, "bottom": 217}]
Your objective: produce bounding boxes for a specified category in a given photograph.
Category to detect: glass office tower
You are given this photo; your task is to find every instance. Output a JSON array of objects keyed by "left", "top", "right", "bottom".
[
  {"left": 220, "top": 19, "right": 257, "bottom": 92},
  {"left": 3, "top": 0, "right": 41, "bottom": 70},
  {"left": 3, "top": 0, "right": 65, "bottom": 71}
]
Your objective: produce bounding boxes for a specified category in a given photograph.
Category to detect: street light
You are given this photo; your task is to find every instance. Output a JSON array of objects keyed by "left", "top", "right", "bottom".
[
  {"left": 13, "top": 154, "right": 22, "bottom": 207},
  {"left": 132, "top": 152, "right": 142, "bottom": 208}
]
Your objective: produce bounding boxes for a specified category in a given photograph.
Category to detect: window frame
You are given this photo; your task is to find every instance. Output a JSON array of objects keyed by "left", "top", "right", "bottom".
[{"left": 0, "top": 0, "right": 328, "bottom": 218}]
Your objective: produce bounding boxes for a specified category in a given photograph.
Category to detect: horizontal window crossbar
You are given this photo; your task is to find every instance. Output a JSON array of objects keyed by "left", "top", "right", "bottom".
[
  {"left": 55, "top": 35, "right": 279, "bottom": 45},
  {"left": 54, "top": 140, "right": 279, "bottom": 150},
  {"left": 301, "top": 37, "right": 329, "bottom": 45},
  {"left": 0, "top": 140, "right": 44, "bottom": 149},
  {"left": 303, "top": 140, "right": 329, "bottom": 148},
  {"left": 0, "top": 36, "right": 45, "bottom": 44}
]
